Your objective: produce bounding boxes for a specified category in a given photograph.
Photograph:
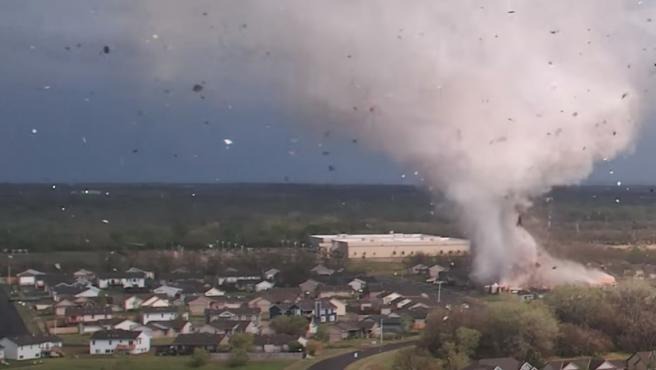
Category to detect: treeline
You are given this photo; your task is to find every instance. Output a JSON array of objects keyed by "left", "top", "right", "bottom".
[{"left": 414, "top": 281, "right": 656, "bottom": 369}]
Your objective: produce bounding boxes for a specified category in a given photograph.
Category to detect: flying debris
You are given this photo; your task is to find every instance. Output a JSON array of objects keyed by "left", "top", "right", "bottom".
[
  {"left": 224, "top": 139, "right": 233, "bottom": 145},
  {"left": 101, "top": 219, "right": 110, "bottom": 224},
  {"left": 102, "top": 45, "right": 110, "bottom": 54},
  {"left": 192, "top": 84, "right": 203, "bottom": 92},
  {"left": 31, "top": 129, "right": 38, "bottom": 134},
  {"left": 621, "top": 92, "right": 629, "bottom": 99},
  {"left": 328, "top": 165, "right": 335, "bottom": 171}
]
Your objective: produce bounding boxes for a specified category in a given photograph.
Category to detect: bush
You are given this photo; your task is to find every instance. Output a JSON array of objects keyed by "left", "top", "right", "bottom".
[
  {"left": 189, "top": 348, "right": 209, "bottom": 368},
  {"left": 227, "top": 349, "right": 249, "bottom": 367}
]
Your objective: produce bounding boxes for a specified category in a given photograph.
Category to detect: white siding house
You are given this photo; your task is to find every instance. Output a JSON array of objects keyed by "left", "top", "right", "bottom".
[
  {"left": 97, "top": 272, "right": 146, "bottom": 289},
  {"left": 255, "top": 280, "right": 275, "bottom": 292},
  {"left": 141, "top": 307, "right": 179, "bottom": 324},
  {"left": 16, "top": 269, "right": 45, "bottom": 286},
  {"left": 90, "top": 330, "right": 150, "bottom": 355},
  {"left": 0, "top": 335, "right": 62, "bottom": 361}
]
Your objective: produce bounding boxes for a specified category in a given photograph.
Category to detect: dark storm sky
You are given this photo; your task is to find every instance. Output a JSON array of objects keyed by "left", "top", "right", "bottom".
[{"left": 0, "top": 1, "right": 653, "bottom": 185}]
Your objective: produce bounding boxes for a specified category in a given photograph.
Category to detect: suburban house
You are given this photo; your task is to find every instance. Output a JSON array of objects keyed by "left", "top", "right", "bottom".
[
  {"left": 269, "top": 303, "right": 302, "bottom": 319},
  {"left": 0, "top": 335, "right": 62, "bottom": 361},
  {"left": 16, "top": 269, "right": 45, "bottom": 286},
  {"left": 409, "top": 264, "right": 428, "bottom": 275},
  {"left": 54, "top": 299, "right": 76, "bottom": 316},
  {"left": 311, "top": 264, "right": 335, "bottom": 276},
  {"left": 65, "top": 307, "right": 113, "bottom": 325},
  {"left": 252, "top": 334, "right": 302, "bottom": 353},
  {"left": 329, "top": 298, "right": 347, "bottom": 316},
  {"left": 325, "top": 321, "right": 368, "bottom": 342},
  {"left": 141, "top": 307, "right": 179, "bottom": 324},
  {"left": 145, "top": 319, "right": 193, "bottom": 338},
  {"left": 626, "top": 352, "right": 656, "bottom": 370},
  {"left": 465, "top": 357, "right": 538, "bottom": 370},
  {"left": 348, "top": 278, "right": 367, "bottom": 292},
  {"left": 96, "top": 272, "right": 146, "bottom": 289},
  {"left": 204, "top": 287, "right": 225, "bottom": 297},
  {"left": 248, "top": 288, "right": 301, "bottom": 314},
  {"left": 152, "top": 285, "right": 183, "bottom": 298},
  {"left": 264, "top": 268, "right": 280, "bottom": 280},
  {"left": 89, "top": 330, "right": 150, "bottom": 355},
  {"left": 113, "top": 319, "right": 141, "bottom": 331},
  {"left": 299, "top": 279, "right": 320, "bottom": 295},
  {"left": 428, "top": 264, "right": 448, "bottom": 279},
  {"left": 50, "top": 283, "right": 100, "bottom": 301},
  {"left": 205, "top": 307, "right": 259, "bottom": 323},
  {"left": 126, "top": 267, "right": 155, "bottom": 279},
  {"left": 317, "top": 285, "right": 352, "bottom": 299},
  {"left": 188, "top": 296, "right": 216, "bottom": 316},
  {"left": 73, "top": 269, "right": 95, "bottom": 281},
  {"left": 255, "top": 280, "right": 275, "bottom": 292},
  {"left": 123, "top": 295, "right": 144, "bottom": 311},
  {"left": 298, "top": 299, "right": 337, "bottom": 323},
  {"left": 217, "top": 269, "right": 261, "bottom": 286},
  {"left": 171, "top": 333, "right": 226, "bottom": 354},
  {"left": 141, "top": 294, "right": 170, "bottom": 308},
  {"left": 198, "top": 319, "right": 258, "bottom": 335}
]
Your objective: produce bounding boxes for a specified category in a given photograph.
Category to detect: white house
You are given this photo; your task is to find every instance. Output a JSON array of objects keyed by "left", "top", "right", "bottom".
[
  {"left": 153, "top": 285, "right": 182, "bottom": 298},
  {"left": 123, "top": 295, "right": 144, "bottom": 311},
  {"left": 141, "top": 295, "right": 170, "bottom": 308},
  {"left": 90, "top": 330, "right": 150, "bottom": 355},
  {"left": 97, "top": 272, "right": 146, "bottom": 289},
  {"left": 347, "top": 278, "right": 367, "bottom": 292},
  {"left": 204, "top": 287, "right": 225, "bottom": 297},
  {"left": 113, "top": 319, "right": 141, "bottom": 331},
  {"left": 255, "top": 280, "right": 275, "bottom": 292},
  {"left": 16, "top": 269, "right": 45, "bottom": 286},
  {"left": 0, "top": 335, "right": 62, "bottom": 361},
  {"left": 141, "top": 307, "right": 179, "bottom": 324},
  {"left": 126, "top": 267, "right": 155, "bottom": 279},
  {"left": 329, "top": 298, "right": 346, "bottom": 316}
]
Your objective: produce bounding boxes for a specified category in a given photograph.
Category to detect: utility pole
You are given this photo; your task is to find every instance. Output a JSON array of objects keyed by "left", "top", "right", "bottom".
[
  {"left": 7, "top": 255, "right": 12, "bottom": 286},
  {"left": 437, "top": 280, "right": 444, "bottom": 304},
  {"left": 380, "top": 317, "right": 383, "bottom": 346}
]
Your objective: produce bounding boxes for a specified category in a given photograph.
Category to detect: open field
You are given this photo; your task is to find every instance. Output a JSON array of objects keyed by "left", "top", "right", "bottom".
[
  {"left": 1, "top": 183, "right": 653, "bottom": 255},
  {"left": 10, "top": 356, "right": 292, "bottom": 370}
]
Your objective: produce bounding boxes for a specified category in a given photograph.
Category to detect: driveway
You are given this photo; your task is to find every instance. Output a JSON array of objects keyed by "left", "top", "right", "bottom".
[{"left": 308, "top": 341, "right": 417, "bottom": 370}]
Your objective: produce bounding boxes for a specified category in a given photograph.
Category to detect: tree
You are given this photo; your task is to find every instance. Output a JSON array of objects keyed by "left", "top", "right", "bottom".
[
  {"left": 438, "top": 327, "right": 481, "bottom": 370},
  {"left": 189, "top": 348, "right": 209, "bottom": 368},
  {"left": 229, "top": 333, "right": 254, "bottom": 351},
  {"left": 270, "top": 315, "right": 309, "bottom": 336},
  {"left": 393, "top": 348, "right": 440, "bottom": 370},
  {"left": 556, "top": 323, "right": 613, "bottom": 357}
]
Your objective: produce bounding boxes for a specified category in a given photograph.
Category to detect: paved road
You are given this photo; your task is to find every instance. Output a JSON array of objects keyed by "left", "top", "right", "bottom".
[
  {"left": 308, "top": 341, "right": 417, "bottom": 370},
  {"left": 0, "top": 287, "right": 28, "bottom": 337}
]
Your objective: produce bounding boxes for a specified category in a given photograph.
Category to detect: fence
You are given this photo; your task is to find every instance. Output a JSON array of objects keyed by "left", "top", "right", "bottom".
[{"left": 210, "top": 352, "right": 303, "bottom": 361}]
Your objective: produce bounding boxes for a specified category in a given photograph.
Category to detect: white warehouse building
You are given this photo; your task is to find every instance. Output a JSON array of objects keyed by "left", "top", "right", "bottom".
[{"left": 310, "top": 233, "right": 470, "bottom": 259}]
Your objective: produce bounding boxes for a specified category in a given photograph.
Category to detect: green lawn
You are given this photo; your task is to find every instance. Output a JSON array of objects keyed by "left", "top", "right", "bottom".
[{"left": 13, "top": 355, "right": 292, "bottom": 370}]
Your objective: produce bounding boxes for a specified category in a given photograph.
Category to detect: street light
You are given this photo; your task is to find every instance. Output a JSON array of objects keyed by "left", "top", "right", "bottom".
[{"left": 436, "top": 280, "right": 444, "bottom": 304}]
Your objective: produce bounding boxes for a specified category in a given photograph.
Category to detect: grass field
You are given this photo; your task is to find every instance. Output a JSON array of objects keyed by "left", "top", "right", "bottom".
[{"left": 11, "top": 355, "right": 292, "bottom": 370}]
